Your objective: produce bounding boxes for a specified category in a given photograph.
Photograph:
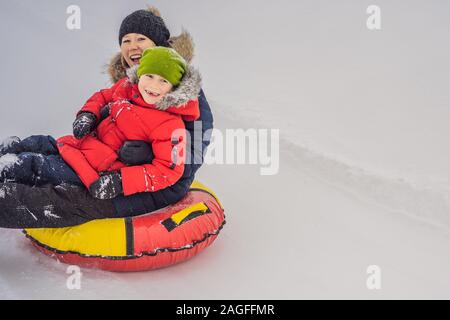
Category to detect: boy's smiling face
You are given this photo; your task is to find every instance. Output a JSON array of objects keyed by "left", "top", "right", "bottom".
[{"left": 138, "top": 74, "right": 173, "bottom": 105}]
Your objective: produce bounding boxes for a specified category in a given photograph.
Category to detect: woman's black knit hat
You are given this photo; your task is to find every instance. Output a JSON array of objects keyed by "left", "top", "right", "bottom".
[{"left": 119, "top": 9, "right": 170, "bottom": 46}]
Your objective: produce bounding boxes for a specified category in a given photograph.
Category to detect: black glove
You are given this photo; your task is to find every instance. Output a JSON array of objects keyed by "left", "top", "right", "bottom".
[
  {"left": 100, "top": 104, "right": 111, "bottom": 121},
  {"left": 119, "top": 140, "right": 154, "bottom": 166},
  {"left": 89, "top": 171, "right": 123, "bottom": 200},
  {"left": 73, "top": 112, "right": 97, "bottom": 140}
]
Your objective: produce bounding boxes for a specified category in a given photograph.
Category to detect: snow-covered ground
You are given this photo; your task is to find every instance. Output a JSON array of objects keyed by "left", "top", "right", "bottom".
[{"left": 1, "top": 0, "right": 450, "bottom": 299}]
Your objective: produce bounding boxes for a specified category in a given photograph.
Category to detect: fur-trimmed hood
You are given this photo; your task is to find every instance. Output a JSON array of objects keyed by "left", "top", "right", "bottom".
[
  {"left": 107, "top": 17, "right": 195, "bottom": 85},
  {"left": 107, "top": 6, "right": 195, "bottom": 84},
  {"left": 126, "top": 64, "right": 202, "bottom": 111},
  {"left": 107, "top": 30, "right": 194, "bottom": 84}
]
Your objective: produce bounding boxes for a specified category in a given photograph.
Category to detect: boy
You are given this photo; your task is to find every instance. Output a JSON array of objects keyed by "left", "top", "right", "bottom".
[{"left": 60, "top": 46, "right": 201, "bottom": 200}]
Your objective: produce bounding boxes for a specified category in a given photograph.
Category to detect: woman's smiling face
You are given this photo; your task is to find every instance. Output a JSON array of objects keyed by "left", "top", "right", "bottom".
[{"left": 121, "top": 33, "right": 156, "bottom": 67}]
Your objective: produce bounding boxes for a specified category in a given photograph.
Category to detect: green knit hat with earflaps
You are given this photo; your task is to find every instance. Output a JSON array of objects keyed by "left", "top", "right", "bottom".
[{"left": 137, "top": 47, "right": 187, "bottom": 86}]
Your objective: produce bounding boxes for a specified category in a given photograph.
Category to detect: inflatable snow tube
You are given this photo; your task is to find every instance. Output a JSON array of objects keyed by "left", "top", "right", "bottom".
[{"left": 23, "top": 181, "right": 225, "bottom": 272}]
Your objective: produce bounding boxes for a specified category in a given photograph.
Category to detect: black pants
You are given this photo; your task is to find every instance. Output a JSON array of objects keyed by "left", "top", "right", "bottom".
[
  {"left": 0, "top": 135, "right": 119, "bottom": 229},
  {"left": 0, "top": 183, "right": 121, "bottom": 229},
  {"left": 0, "top": 135, "right": 82, "bottom": 186},
  {"left": 0, "top": 135, "right": 194, "bottom": 229}
]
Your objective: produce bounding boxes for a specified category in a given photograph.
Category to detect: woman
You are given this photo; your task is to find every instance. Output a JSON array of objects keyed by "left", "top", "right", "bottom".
[{"left": 0, "top": 7, "right": 213, "bottom": 229}]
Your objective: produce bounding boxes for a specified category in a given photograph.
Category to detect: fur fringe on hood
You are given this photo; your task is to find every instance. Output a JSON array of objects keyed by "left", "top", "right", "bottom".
[
  {"left": 106, "top": 7, "right": 195, "bottom": 84},
  {"left": 126, "top": 64, "right": 202, "bottom": 111}
]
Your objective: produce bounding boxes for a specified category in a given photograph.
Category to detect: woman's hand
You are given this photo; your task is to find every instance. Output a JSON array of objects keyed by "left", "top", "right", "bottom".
[{"left": 119, "top": 140, "right": 154, "bottom": 165}]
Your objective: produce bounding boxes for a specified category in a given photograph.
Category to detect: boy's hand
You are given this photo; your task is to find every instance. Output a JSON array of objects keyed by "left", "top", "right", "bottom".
[
  {"left": 73, "top": 112, "right": 97, "bottom": 140},
  {"left": 119, "top": 140, "right": 154, "bottom": 165},
  {"left": 89, "top": 171, "right": 123, "bottom": 200}
]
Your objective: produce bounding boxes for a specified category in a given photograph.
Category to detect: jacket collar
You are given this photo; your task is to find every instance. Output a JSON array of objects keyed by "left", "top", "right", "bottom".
[{"left": 126, "top": 64, "right": 202, "bottom": 112}]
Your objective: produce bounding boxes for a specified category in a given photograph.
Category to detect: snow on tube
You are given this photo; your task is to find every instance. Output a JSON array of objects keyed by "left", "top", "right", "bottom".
[{"left": 23, "top": 181, "right": 225, "bottom": 272}]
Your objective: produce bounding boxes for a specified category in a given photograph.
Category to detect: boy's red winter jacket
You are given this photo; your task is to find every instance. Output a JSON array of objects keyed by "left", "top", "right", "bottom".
[{"left": 57, "top": 65, "right": 201, "bottom": 196}]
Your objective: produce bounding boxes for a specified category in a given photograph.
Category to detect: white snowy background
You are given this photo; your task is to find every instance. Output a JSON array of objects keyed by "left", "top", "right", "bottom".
[{"left": 1, "top": 0, "right": 450, "bottom": 299}]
